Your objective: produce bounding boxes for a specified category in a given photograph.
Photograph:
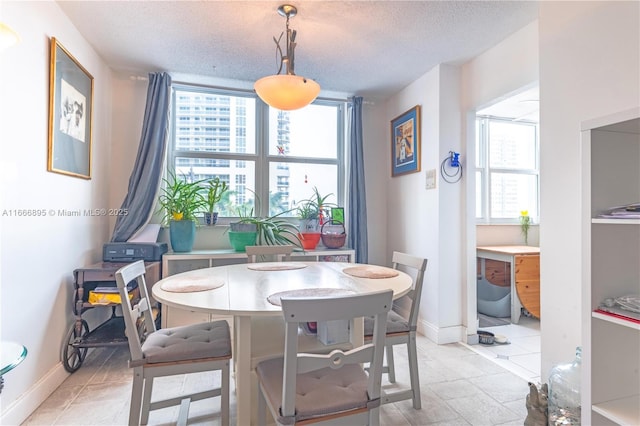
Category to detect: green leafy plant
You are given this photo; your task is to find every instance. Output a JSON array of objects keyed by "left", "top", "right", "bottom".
[
  {"left": 520, "top": 210, "right": 531, "bottom": 245},
  {"left": 157, "top": 171, "right": 207, "bottom": 225},
  {"left": 204, "top": 177, "right": 229, "bottom": 214},
  {"left": 232, "top": 190, "right": 302, "bottom": 247},
  {"left": 242, "top": 214, "right": 301, "bottom": 246},
  {"left": 295, "top": 187, "right": 336, "bottom": 221}
]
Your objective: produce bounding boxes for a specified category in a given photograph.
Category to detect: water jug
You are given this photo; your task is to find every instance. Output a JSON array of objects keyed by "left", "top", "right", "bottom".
[{"left": 548, "top": 346, "right": 581, "bottom": 425}]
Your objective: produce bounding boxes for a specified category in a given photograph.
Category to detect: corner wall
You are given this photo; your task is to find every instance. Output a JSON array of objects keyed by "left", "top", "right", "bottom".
[
  {"left": 0, "top": 2, "right": 114, "bottom": 424},
  {"left": 376, "top": 64, "right": 463, "bottom": 343}
]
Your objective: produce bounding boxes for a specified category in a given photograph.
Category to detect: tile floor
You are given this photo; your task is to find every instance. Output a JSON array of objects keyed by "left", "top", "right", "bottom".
[
  {"left": 465, "top": 316, "right": 541, "bottom": 384},
  {"left": 22, "top": 332, "right": 531, "bottom": 426}
]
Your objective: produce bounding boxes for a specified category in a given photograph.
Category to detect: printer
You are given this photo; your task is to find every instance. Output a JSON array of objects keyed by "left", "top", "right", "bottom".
[{"left": 103, "top": 242, "right": 168, "bottom": 262}]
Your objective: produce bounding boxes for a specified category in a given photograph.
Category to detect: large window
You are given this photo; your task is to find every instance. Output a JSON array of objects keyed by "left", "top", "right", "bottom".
[
  {"left": 169, "top": 85, "right": 345, "bottom": 219},
  {"left": 475, "top": 117, "right": 539, "bottom": 223}
]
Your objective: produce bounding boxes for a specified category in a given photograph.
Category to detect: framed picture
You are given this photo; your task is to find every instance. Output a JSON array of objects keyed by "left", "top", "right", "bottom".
[
  {"left": 330, "top": 207, "right": 345, "bottom": 225},
  {"left": 48, "top": 37, "right": 94, "bottom": 179},
  {"left": 390, "top": 105, "right": 421, "bottom": 177}
]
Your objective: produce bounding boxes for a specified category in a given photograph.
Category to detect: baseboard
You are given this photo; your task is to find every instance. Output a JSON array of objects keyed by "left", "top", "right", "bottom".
[
  {"left": 1, "top": 362, "right": 69, "bottom": 425},
  {"left": 393, "top": 303, "right": 464, "bottom": 344},
  {"left": 418, "top": 320, "right": 464, "bottom": 344}
]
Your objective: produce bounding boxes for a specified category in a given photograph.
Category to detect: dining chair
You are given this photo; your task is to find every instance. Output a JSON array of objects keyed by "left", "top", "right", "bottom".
[
  {"left": 364, "top": 251, "right": 428, "bottom": 409},
  {"left": 115, "top": 260, "right": 231, "bottom": 426},
  {"left": 245, "top": 244, "right": 294, "bottom": 263},
  {"left": 255, "top": 289, "right": 393, "bottom": 426}
]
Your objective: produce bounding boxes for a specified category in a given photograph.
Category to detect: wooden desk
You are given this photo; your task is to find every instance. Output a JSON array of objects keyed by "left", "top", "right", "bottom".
[
  {"left": 152, "top": 262, "right": 411, "bottom": 426},
  {"left": 476, "top": 245, "right": 540, "bottom": 324}
]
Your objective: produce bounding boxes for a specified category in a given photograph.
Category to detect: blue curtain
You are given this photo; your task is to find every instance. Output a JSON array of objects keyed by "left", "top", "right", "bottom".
[
  {"left": 111, "top": 72, "right": 172, "bottom": 242},
  {"left": 347, "top": 96, "right": 368, "bottom": 263}
]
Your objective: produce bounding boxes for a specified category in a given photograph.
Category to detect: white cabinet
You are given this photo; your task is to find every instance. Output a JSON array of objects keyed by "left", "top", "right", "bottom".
[
  {"left": 581, "top": 108, "right": 640, "bottom": 426},
  {"left": 160, "top": 248, "right": 356, "bottom": 328}
]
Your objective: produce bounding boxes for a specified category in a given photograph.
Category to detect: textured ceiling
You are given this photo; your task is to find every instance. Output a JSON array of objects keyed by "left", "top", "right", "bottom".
[{"left": 57, "top": 1, "right": 539, "bottom": 100}]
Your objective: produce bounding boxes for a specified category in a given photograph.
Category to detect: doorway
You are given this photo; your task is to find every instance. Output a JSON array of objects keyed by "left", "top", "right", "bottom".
[{"left": 465, "top": 84, "right": 541, "bottom": 382}]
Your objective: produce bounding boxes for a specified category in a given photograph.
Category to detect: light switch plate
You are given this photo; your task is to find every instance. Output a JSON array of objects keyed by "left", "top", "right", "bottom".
[{"left": 426, "top": 169, "right": 436, "bottom": 189}]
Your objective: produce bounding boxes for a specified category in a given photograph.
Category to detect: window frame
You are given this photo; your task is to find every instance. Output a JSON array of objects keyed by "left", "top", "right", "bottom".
[
  {"left": 475, "top": 116, "right": 540, "bottom": 224},
  {"left": 168, "top": 83, "right": 346, "bottom": 223}
]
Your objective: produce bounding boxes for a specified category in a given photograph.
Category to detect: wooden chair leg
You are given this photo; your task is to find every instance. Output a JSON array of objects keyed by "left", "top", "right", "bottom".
[
  {"left": 140, "top": 375, "right": 154, "bottom": 424},
  {"left": 369, "top": 406, "right": 381, "bottom": 426},
  {"left": 176, "top": 398, "right": 191, "bottom": 426},
  {"left": 129, "top": 369, "right": 144, "bottom": 426},
  {"left": 257, "top": 382, "right": 267, "bottom": 426},
  {"left": 386, "top": 345, "right": 396, "bottom": 383},
  {"left": 407, "top": 334, "right": 421, "bottom": 409},
  {"left": 221, "top": 361, "right": 230, "bottom": 426}
]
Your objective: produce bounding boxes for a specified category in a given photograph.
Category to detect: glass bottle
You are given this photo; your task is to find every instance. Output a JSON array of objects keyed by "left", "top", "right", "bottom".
[{"left": 548, "top": 346, "right": 581, "bottom": 425}]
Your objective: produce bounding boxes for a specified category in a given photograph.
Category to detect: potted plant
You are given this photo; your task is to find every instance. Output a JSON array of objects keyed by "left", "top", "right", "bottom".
[
  {"left": 227, "top": 203, "right": 259, "bottom": 251},
  {"left": 295, "top": 187, "right": 335, "bottom": 250},
  {"left": 157, "top": 171, "right": 207, "bottom": 252},
  {"left": 227, "top": 192, "right": 302, "bottom": 251},
  {"left": 203, "top": 177, "right": 228, "bottom": 226},
  {"left": 520, "top": 210, "right": 531, "bottom": 245}
]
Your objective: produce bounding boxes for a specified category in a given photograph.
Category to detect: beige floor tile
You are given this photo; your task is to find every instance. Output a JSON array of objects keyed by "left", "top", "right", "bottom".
[{"left": 23, "top": 334, "right": 531, "bottom": 426}]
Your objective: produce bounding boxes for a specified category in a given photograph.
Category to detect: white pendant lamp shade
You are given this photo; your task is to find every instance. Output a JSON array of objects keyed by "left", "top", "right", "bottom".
[
  {"left": 254, "top": 74, "right": 320, "bottom": 111},
  {"left": 255, "top": 5, "right": 320, "bottom": 111},
  {"left": 0, "top": 23, "right": 20, "bottom": 51}
]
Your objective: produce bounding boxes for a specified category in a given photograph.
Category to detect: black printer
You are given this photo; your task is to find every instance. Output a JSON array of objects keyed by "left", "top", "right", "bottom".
[{"left": 102, "top": 242, "right": 168, "bottom": 262}]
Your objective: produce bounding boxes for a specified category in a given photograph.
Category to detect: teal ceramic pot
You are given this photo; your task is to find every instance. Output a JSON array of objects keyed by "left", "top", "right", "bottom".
[
  {"left": 228, "top": 231, "right": 257, "bottom": 251},
  {"left": 170, "top": 220, "right": 196, "bottom": 252}
]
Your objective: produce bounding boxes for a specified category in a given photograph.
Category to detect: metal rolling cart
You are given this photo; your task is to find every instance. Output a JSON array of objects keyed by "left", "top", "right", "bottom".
[{"left": 62, "top": 261, "right": 161, "bottom": 373}]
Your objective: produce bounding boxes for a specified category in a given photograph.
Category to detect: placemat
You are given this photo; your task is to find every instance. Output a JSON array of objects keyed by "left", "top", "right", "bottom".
[
  {"left": 247, "top": 262, "right": 308, "bottom": 271},
  {"left": 267, "top": 288, "right": 356, "bottom": 306},
  {"left": 342, "top": 265, "right": 399, "bottom": 279},
  {"left": 160, "top": 276, "right": 225, "bottom": 293}
]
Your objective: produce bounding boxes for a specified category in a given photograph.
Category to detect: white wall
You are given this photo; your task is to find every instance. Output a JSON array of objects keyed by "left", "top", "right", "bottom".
[
  {"left": 538, "top": 1, "right": 639, "bottom": 377},
  {"left": 0, "top": 2, "right": 113, "bottom": 424},
  {"left": 374, "top": 64, "right": 463, "bottom": 343},
  {"left": 108, "top": 74, "right": 149, "bottom": 232},
  {"left": 360, "top": 102, "right": 389, "bottom": 266},
  {"left": 477, "top": 225, "right": 539, "bottom": 247}
]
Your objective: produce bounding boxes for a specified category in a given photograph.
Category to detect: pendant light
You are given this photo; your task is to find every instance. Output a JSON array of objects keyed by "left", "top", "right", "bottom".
[
  {"left": 254, "top": 4, "right": 320, "bottom": 111},
  {"left": 0, "top": 22, "right": 20, "bottom": 51}
]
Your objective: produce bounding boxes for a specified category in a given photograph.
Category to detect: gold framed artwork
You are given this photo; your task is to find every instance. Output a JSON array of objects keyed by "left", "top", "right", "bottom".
[
  {"left": 391, "top": 105, "right": 421, "bottom": 177},
  {"left": 48, "top": 37, "right": 94, "bottom": 179}
]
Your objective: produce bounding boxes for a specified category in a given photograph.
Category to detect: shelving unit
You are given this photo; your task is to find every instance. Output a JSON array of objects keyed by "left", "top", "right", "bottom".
[
  {"left": 161, "top": 248, "right": 356, "bottom": 278},
  {"left": 581, "top": 107, "right": 640, "bottom": 426}
]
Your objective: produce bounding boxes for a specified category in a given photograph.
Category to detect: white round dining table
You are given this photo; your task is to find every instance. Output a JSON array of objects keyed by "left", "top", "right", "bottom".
[{"left": 152, "top": 261, "right": 412, "bottom": 426}]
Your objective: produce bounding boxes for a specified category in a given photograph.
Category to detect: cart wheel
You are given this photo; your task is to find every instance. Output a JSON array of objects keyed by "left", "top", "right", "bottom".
[{"left": 62, "top": 320, "right": 89, "bottom": 373}]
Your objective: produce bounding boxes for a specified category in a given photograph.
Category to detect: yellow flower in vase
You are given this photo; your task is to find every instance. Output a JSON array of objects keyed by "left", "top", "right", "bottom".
[{"left": 519, "top": 210, "right": 531, "bottom": 245}]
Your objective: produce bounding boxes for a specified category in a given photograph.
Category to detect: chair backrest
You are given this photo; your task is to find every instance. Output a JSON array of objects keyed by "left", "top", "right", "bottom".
[
  {"left": 245, "top": 244, "right": 293, "bottom": 263},
  {"left": 392, "top": 251, "right": 428, "bottom": 330},
  {"left": 115, "top": 260, "right": 156, "bottom": 363},
  {"left": 279, "top": 289, "right": 393, "bottom": 419}
]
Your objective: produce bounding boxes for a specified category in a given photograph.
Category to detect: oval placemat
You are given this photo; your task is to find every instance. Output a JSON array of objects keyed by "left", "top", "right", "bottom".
[
  {"left": 247, "top": 262, "right": 308, "bottom": 271},
  {"left": 160, "top": 276, "right": 225, "bottom": 293},
  {"left": 342, "top": 265, "right": 399, "bottom": 279},
  {"left": 267, "top": 288, "right": 356, "bottom": 306}
]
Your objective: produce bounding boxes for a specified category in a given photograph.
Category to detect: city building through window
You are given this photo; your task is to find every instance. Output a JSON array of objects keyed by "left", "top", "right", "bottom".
[{"left": 169, "top": 85, "right": 345, "bottom": 220}]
